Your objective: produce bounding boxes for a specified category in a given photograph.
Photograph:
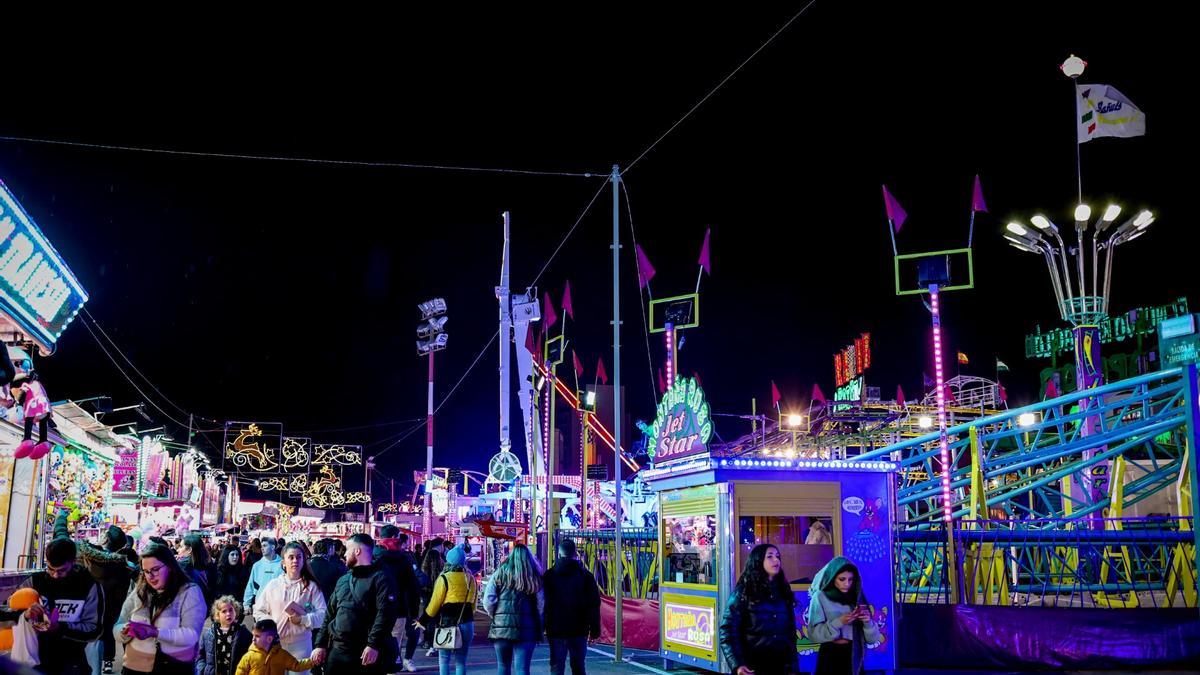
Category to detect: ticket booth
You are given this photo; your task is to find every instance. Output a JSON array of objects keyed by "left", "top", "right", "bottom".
[{"left": 644, "top": 457, "right": 898, "bottom": 674}]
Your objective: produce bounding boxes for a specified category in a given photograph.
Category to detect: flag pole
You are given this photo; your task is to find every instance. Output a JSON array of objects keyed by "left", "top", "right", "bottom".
[
  {"left": 694, "top": 265, "right": 703, "bottom": 296},
  {"left": 887, "top": 220, "right": 898, "bottom": 257}
]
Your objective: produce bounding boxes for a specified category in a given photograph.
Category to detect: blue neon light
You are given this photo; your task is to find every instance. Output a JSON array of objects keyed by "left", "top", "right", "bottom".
[{"left": 0, "top": 179, "right": 88, "bottom": 348}]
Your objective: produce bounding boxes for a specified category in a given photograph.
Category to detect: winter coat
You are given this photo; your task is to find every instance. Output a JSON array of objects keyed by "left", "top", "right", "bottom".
[
  {"left": 803, "top": 556, "right": 880, "bottom": 644},
  {"left": 251, "top": 575, "right": 327, "bottom": 646},
  {"left": 18, "top": 566, "right": 103, "bottom": 673},
  {"left": 542, "top": 558, "right": 601, "bottom": 639},
  {"left": 315, "top": 562, "right": 399, "bottom": 657},
  {"left": 114, "top": 582, "right": 207, "bottom": 673},
  {"left": 376, "top": 542, "right": 420, "bottom": 619},
  {"left": 483, "top": 578, "right": 543, "bottom": 643},
  {"left": 76, "top": 539, "right": 136, "bottom": 631},
  {"left": 420, "top": 570, "right": 476, "bottom": 628},
  {"left": 234, "top": 643, "right": 316, "bottom": 675},
  {"left": 196, "top": 623, "right": 252, "bottom": 675},
  {"left": 216, "top": 563, "right": 249, "bottom": 600},
  {"left": 307, "top": 556, "right": 347, "bottom": 606},
  {"left": 719, "top": 582, "right": 799, "bottom": 674}
]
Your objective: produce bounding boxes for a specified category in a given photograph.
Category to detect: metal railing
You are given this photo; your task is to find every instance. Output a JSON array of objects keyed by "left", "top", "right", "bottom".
[
  {"left": 556, "top": 528, "right": 660, "bottom": 599},
  {"left": 897, "top": 517, "right": 1197, "bottom": 608}
]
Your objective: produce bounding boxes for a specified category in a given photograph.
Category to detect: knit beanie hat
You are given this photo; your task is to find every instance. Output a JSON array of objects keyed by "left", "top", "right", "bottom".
[{"left": 445, "top": 545, "right": 466, "bottom": 567}]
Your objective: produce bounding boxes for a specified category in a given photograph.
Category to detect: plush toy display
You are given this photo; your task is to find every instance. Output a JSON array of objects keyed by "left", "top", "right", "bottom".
[{"left": 5, "top": 346, "right": 52, "bottom": 460}]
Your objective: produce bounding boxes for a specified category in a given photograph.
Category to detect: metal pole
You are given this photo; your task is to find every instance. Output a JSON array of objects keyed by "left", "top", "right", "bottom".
[
  {"left": 610, "top": 164, "right": 624, "bottom": 661},
  {"left": 424, "top": 351, "right": 435, "bottom": 538},
  {"left": 547, "top": 363, "right": 558, "bottom": 567},
  {"left": 1181, "top": 362, "right": 1200, "bottom": 618},
  {"left": 929, "top": 285, "right": 960, "bottom": 603},
  {"left": 365, "top": 456, "right": 373, "bottom": 522}
]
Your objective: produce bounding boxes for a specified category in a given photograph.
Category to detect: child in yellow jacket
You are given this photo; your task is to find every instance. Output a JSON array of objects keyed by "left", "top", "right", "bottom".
[{"left": 236, "top": 619, "right": 321, "bottom": 675}]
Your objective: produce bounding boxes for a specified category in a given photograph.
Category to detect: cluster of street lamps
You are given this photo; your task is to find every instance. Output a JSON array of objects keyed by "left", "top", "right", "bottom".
[{"left": 1004, "top": 204, "right": 1155, "bottom": 324}]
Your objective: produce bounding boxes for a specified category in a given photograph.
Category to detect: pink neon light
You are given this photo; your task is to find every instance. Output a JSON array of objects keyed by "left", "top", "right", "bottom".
[{"left": 929, "top": 285, "right": 953, "bottom": 523}]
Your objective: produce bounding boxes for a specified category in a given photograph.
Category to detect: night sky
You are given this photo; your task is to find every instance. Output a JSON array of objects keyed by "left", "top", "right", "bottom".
[{"left": 1, "top": 5, "right": 1191, "bottom": 499}]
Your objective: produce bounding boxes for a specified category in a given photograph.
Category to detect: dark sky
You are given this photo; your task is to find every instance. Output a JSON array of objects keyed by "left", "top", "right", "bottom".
[{"left": 1, "top": 5, "right": 1190, "bottom": 499}]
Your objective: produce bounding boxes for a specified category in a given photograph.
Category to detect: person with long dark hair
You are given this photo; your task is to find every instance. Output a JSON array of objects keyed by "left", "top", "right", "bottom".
[
  {"left": 804, "top": 557, "right": 880, "bottom": 675},
  {"left": 253, "top": 542, "right": 327, "bottom": 675},
  {"left": 179, "top": 533, "right": 215, "bottom": 606},
  {"left": 719, "top": 544, "right": 799, "bottom": 675},
  {"left": 215, "top": 546, "right": 249, "bottom": 599},
  {"left": 483, "top": 543, "right": 544, "bottom": 675},
  {"left": 114, "top": 544, "right": 207, "bottom": 675}
]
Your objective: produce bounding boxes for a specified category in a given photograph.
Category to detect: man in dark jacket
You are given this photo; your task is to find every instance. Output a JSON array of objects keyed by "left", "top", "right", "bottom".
[
  {"left": 1, "top": 528, "right": 103, "bottom": 675},
  {"left": 77, "top": 525, "right": 136, "bottom": 674},
  {"left": 309, "top": 538, "right": 349, "bottom": 605},
  {"left": 375, "top": 526, "right": 421, "bottom": 671},
  {"left": 543, "top": 539, "right": 601, "bottom": 675},
  {"left": 313, "top": 533, "right": 399, "bottom": 674}
]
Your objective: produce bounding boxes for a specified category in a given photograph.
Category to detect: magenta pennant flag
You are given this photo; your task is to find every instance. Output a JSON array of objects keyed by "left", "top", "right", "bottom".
[
  {"left": 693, "top": 371, "right": 703, "bottom": 387},
  {"left": 998, "top": 383, "right": 1008, "bottom": 403},
  {"left": 596, "top": 357, "right": 609, "bottom": 385},
  {"left": 972, "top": 174, "right": 988, "bottom": 213},
  {"left": 882, "top": 184, "right": 907, "bottom": 232},
  {"left": 811, "top": 383, "right": 827, "bottom": 406},
  {"left": 897, "top": 385, "right": 906, "bottom": 409},
  {"left": 524, "top": 327, "right": 540, "bottom": 362},
  {"left": 770, "top": 381, "right": 782, "bottom": 410},
  {"left": 635, "top": 244, "right": 656, "bottom": 289},
  {"left": 543, "top": 292, "right": 558, "bottom": 329},
  {"left": 658, "top": 368, "right": 668, "bottom": 395},
  {"left": 1044, "top": 378, "right": 1058, "bottom": 400},
  {"left": 697, "top": 227, "right": 712, "bottom": 275},
  {"left": 572, "top": 350, "right": 584, "bottom": 379},
  {"left": 562, "top": 281, "right": 574, "bottom": 321}
]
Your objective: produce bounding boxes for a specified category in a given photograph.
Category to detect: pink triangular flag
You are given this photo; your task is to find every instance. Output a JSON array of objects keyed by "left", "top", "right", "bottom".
[
  {"left": 944, "top": 385, "right": 957, "bottom": 406},
  {"left": 771, "top": 381, "right": 782, "bottom": 410},
  {"left": 543, "top": 292, "right": 558, "bottom": 329},
  {"left": 693, "top": 371, "right": 703, "bottom": 388},
  {"left": 635, "top": 244, "right": 656, "bottom": 290},
  {"left": 572, "top": 350, "right": 583, "bottom": 379},
  {"left": 596, "top": 358, "right": 608, "bottom": 385},
  {"left": 658, "top": 368, "right": 668, "bottom": 395},
  {"left": 998, "top": 383, "right": 1008, "bottom": 403},
  {"left": 811, "top": 383, "right": 827, "bottom": 406},
  {"left": 1044, "top": 378, "right": 1058, "bottom": 400},
  {"left": 882, "top": 184, "right": 907, "bottom": 232},
  {"left": 897, "top": 385, "right": 907, "bottom": 409},
  {"left": 562, "top": 281, "right": 574, "bottom": 321},
  {"left": 697, "top": 228, "right": 712, "bottom": 275},
  {"left": 972, "top": 175, "right": 988, "bottom": 213},
  {"left": 524, "top": 326, "right": 538, "bottom": 358}
]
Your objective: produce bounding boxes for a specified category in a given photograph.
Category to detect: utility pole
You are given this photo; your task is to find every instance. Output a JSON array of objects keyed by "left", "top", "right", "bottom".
[
  {"left": 365, "top": 456, "right": 374, "bottom": 523},
  {"left": 610, "top": 164, "right": 624, "bottom": 662}
]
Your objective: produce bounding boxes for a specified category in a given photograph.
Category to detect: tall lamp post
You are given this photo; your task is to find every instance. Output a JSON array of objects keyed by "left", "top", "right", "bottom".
[
  {"left": 1004, "top": 205, "right": 1155, "bottom": 511},
  {"left": 417, "top": 298, "right": 449, "bottom": 539}
]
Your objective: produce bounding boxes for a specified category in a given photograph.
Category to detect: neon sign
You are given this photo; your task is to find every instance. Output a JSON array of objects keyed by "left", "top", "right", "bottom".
[
  {"left": 834, "top": 332, "right": 872, "bottom": 387},
  {"left": 647, "top": 377, "right": 712, "bottom": 465},
  {"left": 1024, "top": 298, "right": 1189, "bottom": 358},
  {"left": 663, "top": 602, "right": 715, "bottom": 651},
  {"left": 0, "top": 179, "right": 89, "bottom": 350}
]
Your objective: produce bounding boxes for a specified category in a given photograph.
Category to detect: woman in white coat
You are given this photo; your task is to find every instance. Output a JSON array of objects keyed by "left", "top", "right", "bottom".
[{"left": 252, "top": 542, "right": 328, "bottom": 675}]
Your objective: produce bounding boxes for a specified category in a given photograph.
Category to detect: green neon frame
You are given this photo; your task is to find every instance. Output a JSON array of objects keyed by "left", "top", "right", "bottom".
[
  {"left": 894, "top": 247, "right": 975, "bottom": 296},
  {"left": 543, "top": 334, "right": 566, "bottom": 367},
  {"left": 649, "top": 292, "right": 701, "bottom": 334}
]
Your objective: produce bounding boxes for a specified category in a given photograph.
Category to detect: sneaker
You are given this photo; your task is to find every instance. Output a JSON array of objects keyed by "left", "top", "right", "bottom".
[
  {"left": 102, "top": 660, "right": 114, "bottom": 675},
  {"left": 426, "top": 647, "right": 437, "bottom": 657},
  {"left": 402, "top": 660, "right": 417, "bottom": 672}
]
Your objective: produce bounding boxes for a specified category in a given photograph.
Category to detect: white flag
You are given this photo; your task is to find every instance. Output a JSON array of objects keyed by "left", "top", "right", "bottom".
[{"left": 1077, "top": 84, "right": 1146, "bottom": 143}]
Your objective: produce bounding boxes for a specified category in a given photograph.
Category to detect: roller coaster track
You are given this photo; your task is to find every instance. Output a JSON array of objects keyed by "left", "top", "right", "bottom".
[{"left": 854, "top": 368, "right": 1191, "bottom": 523}]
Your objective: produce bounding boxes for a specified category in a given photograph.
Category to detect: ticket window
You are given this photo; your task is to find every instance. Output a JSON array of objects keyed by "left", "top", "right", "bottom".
[
  {"left": 664, "top": 513, "right": 718, "bottom": 585},
  {"left": 734, "top": 481, "right": 841, "bottom": 590}
]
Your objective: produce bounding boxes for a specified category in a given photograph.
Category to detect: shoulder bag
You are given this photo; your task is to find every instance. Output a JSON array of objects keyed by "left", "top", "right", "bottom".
[{"left": 433, "top": 574, "right": 473, "bottom": 650}]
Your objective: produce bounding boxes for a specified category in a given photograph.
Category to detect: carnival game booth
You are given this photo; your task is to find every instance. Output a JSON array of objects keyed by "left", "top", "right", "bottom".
[{"left": 642, "top": 457, "right": 899, "bottom": 674}]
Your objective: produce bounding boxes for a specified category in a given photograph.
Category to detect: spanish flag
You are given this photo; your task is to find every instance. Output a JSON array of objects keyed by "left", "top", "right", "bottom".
[{"left": 957, "top": 352, "right": 969, "bottom": 365}]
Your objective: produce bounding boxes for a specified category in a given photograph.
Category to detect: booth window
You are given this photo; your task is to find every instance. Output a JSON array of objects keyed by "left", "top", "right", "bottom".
[
  {"left": 734, "top": 481, "right": 840, "bottom": 588},
  {"left": 664, "top": 513, "right": 717, "bottom": 585}
]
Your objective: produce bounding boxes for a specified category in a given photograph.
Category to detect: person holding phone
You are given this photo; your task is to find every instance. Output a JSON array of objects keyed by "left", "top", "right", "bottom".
[
  {"left": 253, "top": 543, "right": 327, "bottom": 675},
  {"left": 114, "top": 544, "right": 206, "bottom": 675},
  {"left": 804, "top": 557, "right": 880, "bottom": 675}
]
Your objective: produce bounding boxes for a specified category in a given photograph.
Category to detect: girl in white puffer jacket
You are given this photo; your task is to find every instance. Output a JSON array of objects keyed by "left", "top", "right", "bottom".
[{"left": 252, "top": 543, "right": 328, "bottom": 675}]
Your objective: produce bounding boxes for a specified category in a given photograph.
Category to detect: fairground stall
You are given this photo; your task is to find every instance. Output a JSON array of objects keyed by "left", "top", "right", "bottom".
[{"left": 640, "top": 377, "right": 899, "bottom": 674}]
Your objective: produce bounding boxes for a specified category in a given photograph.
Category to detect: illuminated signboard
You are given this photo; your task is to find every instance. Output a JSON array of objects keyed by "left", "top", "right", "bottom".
[
  {"left": 1024, "top": 297, "right": 1189, "bottom": 359},
  {"left": 647, "top": 377, "right": 713, "bottom": 465},
  {"left": 662, "top": 594, "right": 718, "bottom": 662},
  {"left": 0, "top": 179, "right": 89, "bottom": 350},
  {"left": 834, "top": 332, "right": 872, "bottom": 387}
]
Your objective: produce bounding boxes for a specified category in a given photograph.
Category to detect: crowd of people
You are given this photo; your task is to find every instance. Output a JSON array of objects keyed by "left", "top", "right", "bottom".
[{"left": 0, "top": 518, "right": 606, "bottom": 675}]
